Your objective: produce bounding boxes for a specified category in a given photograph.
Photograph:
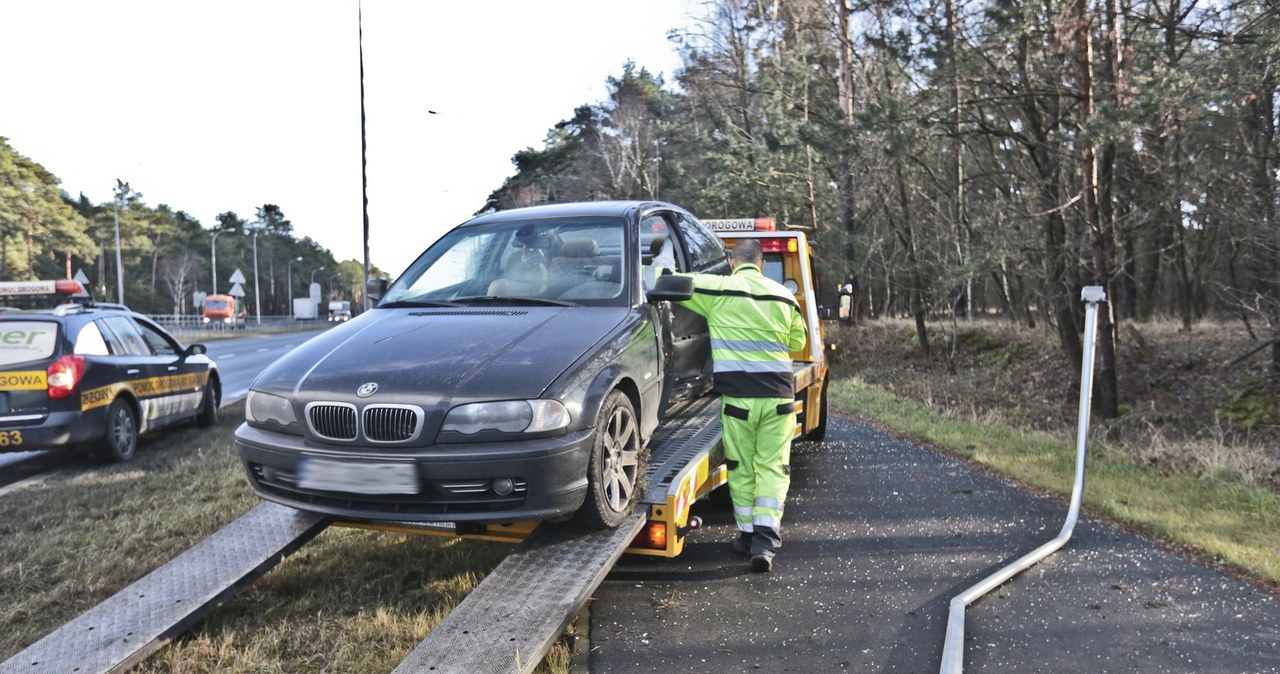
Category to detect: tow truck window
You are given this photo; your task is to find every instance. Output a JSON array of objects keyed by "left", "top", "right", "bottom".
[{"left": 0, "top": 321, "right": 58, "bottom": 366}]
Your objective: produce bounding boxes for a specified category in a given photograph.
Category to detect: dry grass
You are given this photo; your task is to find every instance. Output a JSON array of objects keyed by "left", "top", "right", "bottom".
[
  {"left": 829, "top": 317, "right": 1280, "bottom": 488},
  {"left": 0, "top": 403, "right": 572, "bottom": 673}
]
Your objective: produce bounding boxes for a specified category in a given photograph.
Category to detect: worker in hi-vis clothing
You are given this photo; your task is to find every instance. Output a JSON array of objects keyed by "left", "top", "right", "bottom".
[{"left": 673, "top": 239, "right": 807, "bottom": 572}]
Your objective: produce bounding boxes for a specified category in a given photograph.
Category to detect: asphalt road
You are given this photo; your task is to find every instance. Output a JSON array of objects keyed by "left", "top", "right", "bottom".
[{"left": 589, "top": 414, "right": 1280, "bottom": 673}]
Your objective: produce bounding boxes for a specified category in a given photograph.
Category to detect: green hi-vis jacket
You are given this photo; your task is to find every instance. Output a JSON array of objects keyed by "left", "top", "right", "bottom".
[{"left": 677, "top": 263, "right": 808, "bottom": 399}]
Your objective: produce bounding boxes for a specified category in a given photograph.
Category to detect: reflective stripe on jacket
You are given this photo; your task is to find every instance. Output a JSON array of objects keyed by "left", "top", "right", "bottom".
[{"left": 677, "top": 264, "right": 807, "bottom": 399}]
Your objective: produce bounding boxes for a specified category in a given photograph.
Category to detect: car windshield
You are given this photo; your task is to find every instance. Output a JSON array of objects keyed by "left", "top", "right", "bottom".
[
  {"left": 205, "top": 299, "right": 229, "bottom": 310},
  {"left": 384, "top": 217, "right": 628, "bottom": 307}
]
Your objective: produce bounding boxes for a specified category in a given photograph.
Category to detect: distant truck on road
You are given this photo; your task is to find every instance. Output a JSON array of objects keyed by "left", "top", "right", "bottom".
[
  {"left": 328, "top": 300, "right": 351, "bottom": 322},
  {"left": 202, "top": 294, "right": 246, "bottom": 330}
]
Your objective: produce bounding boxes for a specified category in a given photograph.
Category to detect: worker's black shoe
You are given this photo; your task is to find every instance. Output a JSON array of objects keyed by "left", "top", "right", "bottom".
[
  {"left": 731, "top": 535, "right": 753, "bottom": 557},
  {"left": 750, "top": 550, "right": 774, "bottom": 573}
]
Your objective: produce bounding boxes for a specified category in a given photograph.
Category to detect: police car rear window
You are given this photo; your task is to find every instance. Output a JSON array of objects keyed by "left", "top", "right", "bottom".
[{"left": 0, "top": 321, "right": 59, "bottom": 366}]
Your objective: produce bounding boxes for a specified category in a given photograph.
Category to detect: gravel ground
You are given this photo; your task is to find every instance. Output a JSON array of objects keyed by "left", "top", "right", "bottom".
[{"left": 587, "top": 415, "right": 1280, "bottom": 673}]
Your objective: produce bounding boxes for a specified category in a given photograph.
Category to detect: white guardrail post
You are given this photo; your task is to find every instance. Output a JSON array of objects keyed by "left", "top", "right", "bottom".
[{"left": 938, "top": 285, "right": 1106, "bottom": 674}]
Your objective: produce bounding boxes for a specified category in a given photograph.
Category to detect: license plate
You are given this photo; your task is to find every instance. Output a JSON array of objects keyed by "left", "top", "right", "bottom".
[
  {"left": 0, "top": 429, "right": 23, "bottom": 448},
  {"left": 297, "top": 458, "right": 419, "bottom": 495}
]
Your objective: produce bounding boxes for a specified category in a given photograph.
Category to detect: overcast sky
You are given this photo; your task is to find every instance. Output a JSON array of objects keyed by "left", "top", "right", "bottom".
[{"left": 1, "top": 0, "right": 697, "bottom": 281}]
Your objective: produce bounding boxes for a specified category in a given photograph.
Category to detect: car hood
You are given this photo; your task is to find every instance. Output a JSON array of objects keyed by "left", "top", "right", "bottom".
[{"left": 252, "top": 306, "right": 628, "bottom": 406}]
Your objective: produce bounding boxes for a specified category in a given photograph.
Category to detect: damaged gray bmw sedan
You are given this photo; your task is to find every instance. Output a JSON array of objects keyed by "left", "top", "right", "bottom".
[{"left": 234, "top": 201, "right": 726, "bottom": 528}]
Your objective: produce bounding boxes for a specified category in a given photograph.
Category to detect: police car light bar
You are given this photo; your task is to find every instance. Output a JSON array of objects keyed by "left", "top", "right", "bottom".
[
  {"left": 703, "top": 218, "right": 777, "bottom": 232},
  {"left": 0, "top": 280, "right": 86, "bottom": 297}
]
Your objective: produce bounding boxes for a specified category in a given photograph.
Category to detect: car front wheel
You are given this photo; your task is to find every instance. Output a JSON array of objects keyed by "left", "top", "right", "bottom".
[
  {"left": 98, "top": 398, "right": 138, "bottom": 463},
  {"left": 576, "top": 391, "right": 643, "bottom": 529}
]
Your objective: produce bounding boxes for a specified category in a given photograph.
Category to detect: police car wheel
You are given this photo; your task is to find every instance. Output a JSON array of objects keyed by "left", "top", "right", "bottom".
[
  {"left": 196, "top": 386, "right": 219, "bottom": 427},
  {"left": 575, "top": 391, "right": 642, "bottom": 530},
  {"left": 98, "top": 399, "right": 138, "bottom": 463}
]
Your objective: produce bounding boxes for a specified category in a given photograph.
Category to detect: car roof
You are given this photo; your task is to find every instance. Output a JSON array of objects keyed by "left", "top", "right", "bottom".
[{"left": 460, "top": 200, "right": 689, "bottom": 228}]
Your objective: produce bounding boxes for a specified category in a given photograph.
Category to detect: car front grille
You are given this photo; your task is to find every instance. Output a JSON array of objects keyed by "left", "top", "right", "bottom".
[
  {"left": 364, "top": 405, "right": 423, "bottom": 442},
  {"left": 306, "top": 402, "right": 425, "bottom": 443}
]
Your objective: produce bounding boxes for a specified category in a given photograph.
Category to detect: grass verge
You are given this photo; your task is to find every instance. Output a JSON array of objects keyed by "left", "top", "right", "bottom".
[
  {"left": 830, "top": 377, "right": 1280, "bottom": 587},
  {"left": 0, "top": 403, "right": 572, "bottom": 673}
]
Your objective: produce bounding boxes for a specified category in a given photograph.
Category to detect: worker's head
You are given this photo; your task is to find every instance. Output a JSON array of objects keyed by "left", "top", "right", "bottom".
[{"left": 730, "top": 239, "right": 764, "bottom": 270}]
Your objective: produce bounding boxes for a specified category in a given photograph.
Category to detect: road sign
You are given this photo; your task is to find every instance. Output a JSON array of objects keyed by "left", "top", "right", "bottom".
[{"left": 229, "top": 269, "right": 247, "bottom": 284}]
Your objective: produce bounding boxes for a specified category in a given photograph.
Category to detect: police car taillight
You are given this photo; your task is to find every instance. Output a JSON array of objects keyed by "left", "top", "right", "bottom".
[{"left": 47, "top": 355, "right": 85, "bottom": 399}]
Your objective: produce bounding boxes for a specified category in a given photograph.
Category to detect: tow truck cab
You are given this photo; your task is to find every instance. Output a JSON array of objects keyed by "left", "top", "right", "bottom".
[{"left": 702, "top": 218, "right": 832, "bottom": 441}]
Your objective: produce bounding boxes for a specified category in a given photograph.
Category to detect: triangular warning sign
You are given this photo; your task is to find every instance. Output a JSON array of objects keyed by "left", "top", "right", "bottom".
[
  {"left": 229, "top": 269, "right": 247, "bottom": 284},
  {"left": 229, "top": 283, "right": 245, "bottom": 297}
]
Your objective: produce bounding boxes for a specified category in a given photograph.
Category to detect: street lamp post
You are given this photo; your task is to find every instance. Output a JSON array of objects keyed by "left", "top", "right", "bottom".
[
  {"left": 249, "top": 229, "right": 261, "bottom": 326},
  {"left": 286, "top": 256, "right": 303, "bottom": 315},
  {"left": 113, "top": 193, "right": 124, "bottom": 304},
  {"left": 329, "top": 272, "right": 341, "bottom": 300},
  {"left": 210, "top": 227, "right": 238, "bottom": 294}
]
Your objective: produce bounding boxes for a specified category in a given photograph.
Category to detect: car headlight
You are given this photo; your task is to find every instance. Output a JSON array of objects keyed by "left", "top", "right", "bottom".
[
  {"left": 245, "top": 390, "right": 299, "bottom": 428},
  {"left": 441, "top": 400, "right": 570, "bottom": 435}
]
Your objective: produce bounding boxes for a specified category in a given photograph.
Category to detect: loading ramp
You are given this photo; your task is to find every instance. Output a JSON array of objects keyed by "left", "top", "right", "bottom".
[{"left": 0, "top": 396, "right": 723, "bottom": 674}]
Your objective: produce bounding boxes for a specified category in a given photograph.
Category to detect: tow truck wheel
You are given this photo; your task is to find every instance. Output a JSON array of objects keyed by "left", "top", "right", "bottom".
[
  {"left": 98, "top": 398, "right": 138, "bottom": 463},
  {"left": 576, "top": 391, "right": 642, "bottom": 530}
]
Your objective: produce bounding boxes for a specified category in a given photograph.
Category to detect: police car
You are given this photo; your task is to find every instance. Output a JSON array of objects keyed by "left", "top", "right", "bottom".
[{"left": 0, "top": 280, "right": 220, "bottom": 462}]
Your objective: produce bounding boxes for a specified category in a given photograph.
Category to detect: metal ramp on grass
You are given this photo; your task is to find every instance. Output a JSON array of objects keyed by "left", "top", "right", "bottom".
[
  {"left": 0, "top": 502, "right": 329, "bottom": 674},
  {"left": 394, "top": 395, "right": 723, "bottom": 674}
]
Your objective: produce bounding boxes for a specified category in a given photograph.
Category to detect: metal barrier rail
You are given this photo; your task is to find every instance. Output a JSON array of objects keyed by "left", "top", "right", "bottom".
[
  {"left": 938, "top": 286, "right": 1106, "bottom": 674},
  {"left": 146, "top": 314, "right": 330, "bottom": 338}
]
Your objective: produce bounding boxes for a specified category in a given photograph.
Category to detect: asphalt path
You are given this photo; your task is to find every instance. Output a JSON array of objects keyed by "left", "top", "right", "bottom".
[{"left": 589, "top": 414, "right": 1280, "bottom": 673}]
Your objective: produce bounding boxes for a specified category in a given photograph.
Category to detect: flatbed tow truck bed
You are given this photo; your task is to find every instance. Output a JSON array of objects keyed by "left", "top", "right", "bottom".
[{"left": 0, "top": 396, "right": 724, "bottom": 674}]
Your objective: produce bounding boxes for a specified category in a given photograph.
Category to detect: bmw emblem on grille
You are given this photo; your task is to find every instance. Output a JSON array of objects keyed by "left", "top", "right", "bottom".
[{"left": 356, "top": 382, "right": 379, "bottom": 398}]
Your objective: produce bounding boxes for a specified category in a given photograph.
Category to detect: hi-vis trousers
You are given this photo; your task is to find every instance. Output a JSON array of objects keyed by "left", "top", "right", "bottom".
[{"left": 721, "top": 395, "right": 795, "bottom": 552}]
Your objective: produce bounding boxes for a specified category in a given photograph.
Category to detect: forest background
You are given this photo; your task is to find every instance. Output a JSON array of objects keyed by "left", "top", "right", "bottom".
[{"left": 2, "top": 0, "right": 1277, "bottom": 430}]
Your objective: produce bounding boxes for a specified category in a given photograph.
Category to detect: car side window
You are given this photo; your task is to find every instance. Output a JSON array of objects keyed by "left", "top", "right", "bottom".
[
  {"left": 134, "top": 318, "right": 178, "bottom": 356},
  {"left": 100, "top": 316, "right": 152, "bottom": 356},
  {"left": 73, "top": 322, "right": 111, "bottom": 356},
  {"left": 674, "top": 213, "right": 729, "bottom": 272}
]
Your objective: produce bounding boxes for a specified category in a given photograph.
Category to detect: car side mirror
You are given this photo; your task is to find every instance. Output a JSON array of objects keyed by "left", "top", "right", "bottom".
[
  {"left": 366, "top": 277, "right": 388, "bottom": 303},
  {"left": 184, "top": 343, "right": 207, "bottom": 357},
  {"left": 646, "top": 274, "right": 693, "bottom": 302}
]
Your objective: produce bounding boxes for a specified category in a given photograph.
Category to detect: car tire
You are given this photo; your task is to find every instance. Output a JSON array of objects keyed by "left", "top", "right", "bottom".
[
  {"left": 98, "top": 398, "right": 138, "bottom": 463},
  {"left": 196, "top": 383, "right": 219, "bottom": 427},
  {"left": 576, "top": 391, "right": 643, "bottom": 529},
  {"left": 805, "top": 379, "right": 829, "bottom": 442}
]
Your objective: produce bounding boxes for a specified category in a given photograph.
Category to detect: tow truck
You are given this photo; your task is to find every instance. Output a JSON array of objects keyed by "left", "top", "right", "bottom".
[
  {"left": 351, "top": 217, "right": 832, "bottom": 559},
  {"left": 2, "top": 218, "right": 833, "bottom": 674}
]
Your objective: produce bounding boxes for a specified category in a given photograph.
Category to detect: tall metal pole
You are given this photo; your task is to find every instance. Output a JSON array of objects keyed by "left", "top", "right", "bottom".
[
  {"left": 251, "top": 230, "right": 261, "bottom": 326},
  {"left": 286, "top": 256, "right": 302, "bottom": 314},
  {"left": 211, "top": 227, "right": 237, "bottom": 294},
  {"left": 113, "top": 194, "right": 124, "bottom": 304},
  {"left": 359, "top": 1, "right": 371, "bottom": 310}
]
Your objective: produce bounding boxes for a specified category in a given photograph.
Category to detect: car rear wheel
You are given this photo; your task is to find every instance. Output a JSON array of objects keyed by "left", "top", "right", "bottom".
[
  {"left": 98, "top": 398, "right": 138, "bottom": 463},
  {"left": 196, "top": 383, "right": 219, "bottom": 427},
  {"left": 576, "top": 391, "right": 642, "bottom": 529}
]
